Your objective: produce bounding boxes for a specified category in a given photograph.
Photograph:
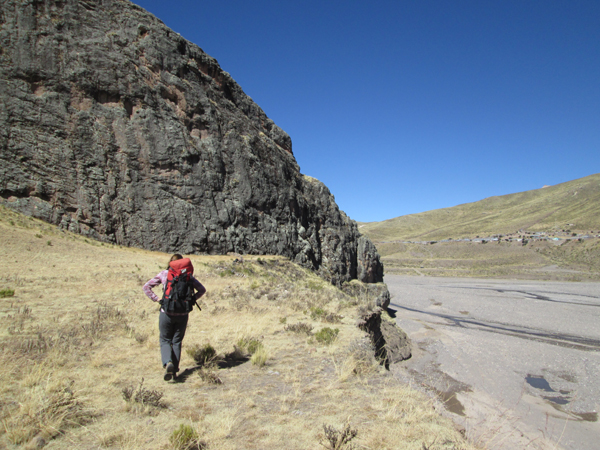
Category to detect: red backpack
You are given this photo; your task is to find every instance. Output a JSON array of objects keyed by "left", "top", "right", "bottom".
[{"left": 161, "top": 258, "right": 198, "bottom": 314}]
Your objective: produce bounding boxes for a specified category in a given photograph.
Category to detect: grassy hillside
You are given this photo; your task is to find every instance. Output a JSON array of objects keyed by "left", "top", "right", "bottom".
[
  {"left": 359, "top": 173, "right": 600, "bottom": 280},
  {"left": 0, "top": 206, "right": 477, "bottom": 450},
  {"left": 377, "top": 239, "right": 600, "bottom": 281},
  {"left": 361, "top": 173, "right": 600, "bottom": 242}
]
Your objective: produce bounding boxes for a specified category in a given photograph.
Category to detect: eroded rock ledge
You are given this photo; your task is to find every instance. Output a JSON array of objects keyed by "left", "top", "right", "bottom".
[
  {"left": 0, "top": 0, "right": 383, "bottom": 286},
  {"left": 357, "top": 307, "right": 412, "bottom": 369}
]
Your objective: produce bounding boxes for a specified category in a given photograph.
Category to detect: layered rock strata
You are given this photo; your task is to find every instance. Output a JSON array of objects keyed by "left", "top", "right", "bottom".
[
  {"left": 357, "top": 308, "right": 412, "bottom": 369},
  {"left": 0, "top": 0, "right": 383, "bottom": 285}
]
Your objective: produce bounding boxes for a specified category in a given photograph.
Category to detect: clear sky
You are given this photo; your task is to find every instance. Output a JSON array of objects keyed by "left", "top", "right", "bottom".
[{"left": 132, "top": 0, "right": 600, "bottom": 223}]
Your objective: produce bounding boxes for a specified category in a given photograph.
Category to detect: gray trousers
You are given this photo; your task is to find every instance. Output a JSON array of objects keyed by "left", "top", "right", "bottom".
[{"left": 158, "top": 312, "right": 189, "bottom": 371}]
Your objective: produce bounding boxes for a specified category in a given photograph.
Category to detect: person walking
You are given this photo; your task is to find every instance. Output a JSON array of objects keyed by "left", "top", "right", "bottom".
[{"left": 143, "top": 254, "right": 206, "bottom": 381}]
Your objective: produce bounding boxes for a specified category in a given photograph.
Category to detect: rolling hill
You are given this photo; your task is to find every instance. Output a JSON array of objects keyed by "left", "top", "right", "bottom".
[
  {"left": 360, "top": 173, "right": 600, "bottom": 280},
  {"left": 361, "top": 173, "right": 600, "bottom": 243}
]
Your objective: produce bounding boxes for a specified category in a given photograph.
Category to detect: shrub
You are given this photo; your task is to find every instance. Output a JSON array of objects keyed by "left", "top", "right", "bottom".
[
  {"left": 324, "top": 312, "right": 343, "bottom": 324},
  {"left": 320, "top": 423, "right": 358, "bottom": 450},
  {"left": 315, "top": 327, "right": 339, "bottom": 345},
  {"left": 186, "top": 343, "right": 217, "bottom": 365},
  {"left": 121, "top": 378, "right": 164, "bottom": 408},
  {"left": 310, "top": 306, "right": 326, "bottom": 320},
  {"left": 170, "top": 424, "right": 205, "bottom": 450},
  {"left": 0, "top": 288, "right": 15, "bottom": 298},
  {"left": 285, "top": 322, "right": 313, "bottom": 335},
  {"left": 198, "top": 367, "right": 223, "bottom": 384}
]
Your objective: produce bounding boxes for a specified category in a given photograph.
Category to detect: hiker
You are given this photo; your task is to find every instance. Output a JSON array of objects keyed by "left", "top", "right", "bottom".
[{"left": 143, "top": 254, "right": 206, "bottom": 381}]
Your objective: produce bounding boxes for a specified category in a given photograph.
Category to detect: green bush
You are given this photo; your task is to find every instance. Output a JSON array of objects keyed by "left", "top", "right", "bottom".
[
  {"left": 310, "top": 306, "right": 326, "bottom": 320},
  {"left": 186, "top": 343, "right": 217, "bottom": 365},
  {"left": 0, "top": 289, "right": 15, "bottom": 298},
  {"left": 315, "top": 327, "right": 339, "bottom": 345},
  {"left": 170, "top": 424, "right": 199, "bottom": 450}
]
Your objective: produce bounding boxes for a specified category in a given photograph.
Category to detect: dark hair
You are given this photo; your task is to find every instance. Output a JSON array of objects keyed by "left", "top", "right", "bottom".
[{"left": 166, "top": 253, "right": 183, "bottom": 269}]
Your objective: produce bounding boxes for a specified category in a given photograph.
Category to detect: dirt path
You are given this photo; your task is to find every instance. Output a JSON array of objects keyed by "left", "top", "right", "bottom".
[{"left": 386, "top": 275, "right": 600, "bottom": 450}]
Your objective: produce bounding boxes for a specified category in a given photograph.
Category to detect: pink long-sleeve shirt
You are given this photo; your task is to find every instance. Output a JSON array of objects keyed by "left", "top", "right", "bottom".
[{"left": 143, "top": 270, "right": 206, "bottom": 315}]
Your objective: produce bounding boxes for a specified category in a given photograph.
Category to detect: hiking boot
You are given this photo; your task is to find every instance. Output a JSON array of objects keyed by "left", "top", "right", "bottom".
[{"left": 164, "top": 362, "right": 175, "bottom": 381}]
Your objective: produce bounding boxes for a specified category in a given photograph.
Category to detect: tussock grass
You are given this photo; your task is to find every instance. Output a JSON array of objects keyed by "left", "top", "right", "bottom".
[
  {"left": 170, "top": 423, "right": 205, "bottom": 450},
  {"left": 0, "top": 206, "right": 480, "bottom": 450},
  {"left": 236, "top": 336, "right": 263, "bottom": 355},
  {"left": 2, "top": 374, "right": 93, "bottom": 445},
  {"left": 250, "top": 345, "right": 269, "bottom": 367}
]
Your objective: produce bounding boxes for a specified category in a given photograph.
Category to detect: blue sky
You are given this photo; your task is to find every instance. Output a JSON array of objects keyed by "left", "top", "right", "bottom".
[{"left": 133, "top": 0, "right": 600, "bottom": 223}]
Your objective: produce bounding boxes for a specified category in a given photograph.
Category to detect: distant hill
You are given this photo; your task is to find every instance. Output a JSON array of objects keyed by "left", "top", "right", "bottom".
[{"left": 361, "top": 173, "right": 600, "bottom": 243}]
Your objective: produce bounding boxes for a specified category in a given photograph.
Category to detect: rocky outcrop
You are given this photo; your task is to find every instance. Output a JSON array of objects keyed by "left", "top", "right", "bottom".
[
  {"left": 357, "top": 307, "right": 411, "bottom": 369},
  {"left": 0, "top": 0, "right": 383, "bottom": 285}
]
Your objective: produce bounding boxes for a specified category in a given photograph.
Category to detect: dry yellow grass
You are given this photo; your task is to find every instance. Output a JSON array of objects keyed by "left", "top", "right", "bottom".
[
  {"left": 0, "top": 206, "right": 480, "bottom": 450},
  {"left": 377, "top": 240, "right": 600, "bottom": 281}
]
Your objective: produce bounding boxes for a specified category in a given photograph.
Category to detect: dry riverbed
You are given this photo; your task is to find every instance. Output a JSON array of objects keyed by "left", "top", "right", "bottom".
[{"left": 387, "top": 275, "right": 600, "bottom": 450}]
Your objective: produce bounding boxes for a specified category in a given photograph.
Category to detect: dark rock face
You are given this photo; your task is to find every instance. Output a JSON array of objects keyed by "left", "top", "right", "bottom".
[
  {"left": 357, "top": 307, "right": 411, "bottom": 369},
  {"left": 0, "top": 0, "right": 383, "bottom": 285}
]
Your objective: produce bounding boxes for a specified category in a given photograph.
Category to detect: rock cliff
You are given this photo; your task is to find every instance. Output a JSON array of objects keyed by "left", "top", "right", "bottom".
[{"left": 0, "top": 0, "right": 383, "bottom": 285}]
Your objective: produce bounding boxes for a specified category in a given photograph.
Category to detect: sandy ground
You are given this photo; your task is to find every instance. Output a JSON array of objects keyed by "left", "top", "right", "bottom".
[{"left": 386, "top": 275, "right": 600, "bottom": 450}]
